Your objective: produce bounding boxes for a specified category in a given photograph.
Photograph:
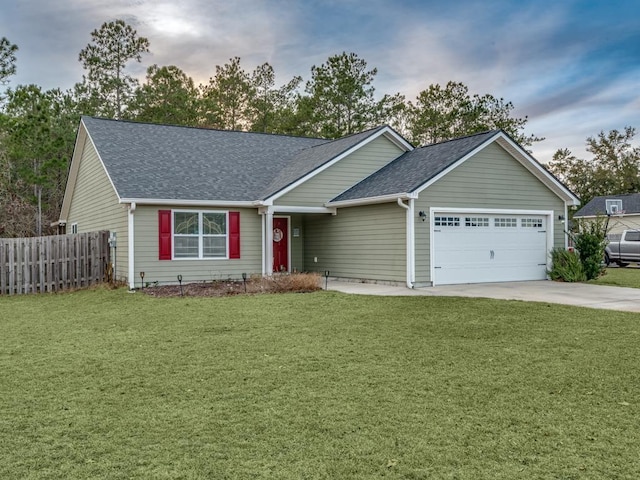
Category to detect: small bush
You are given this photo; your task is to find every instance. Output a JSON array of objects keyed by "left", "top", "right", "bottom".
[
  {"left": 548, "top": 248, "right": 586, "bottom": 282},
  {"left": 570, "top": 217, "right": 608, "bottom": 280}
]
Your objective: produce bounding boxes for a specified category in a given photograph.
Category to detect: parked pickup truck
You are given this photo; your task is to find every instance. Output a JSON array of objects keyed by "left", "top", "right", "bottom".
[{"left": 605, "top": 230, "right": 640, "bottom": 266}]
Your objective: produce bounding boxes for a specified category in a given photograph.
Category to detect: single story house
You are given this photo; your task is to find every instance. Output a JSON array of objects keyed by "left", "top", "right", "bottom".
[
  {"left": 573, "top": 193, "right": 640, "bottom": 234},
  {"left": 58, "top": 116, "right": 579, "bottom": 289}
]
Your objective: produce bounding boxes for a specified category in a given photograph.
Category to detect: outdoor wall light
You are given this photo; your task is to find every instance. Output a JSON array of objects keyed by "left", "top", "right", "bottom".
[
  {"left": 558, "top": 215, "right": 565, "bottom": 221},
  {"left": 418, "top": 211, "right": 427, "bottom": 221}
]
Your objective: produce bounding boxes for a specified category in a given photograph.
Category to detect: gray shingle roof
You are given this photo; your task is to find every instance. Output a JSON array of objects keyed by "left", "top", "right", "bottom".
[
  {"left": 82, "top": 116, "right": 327, "bottom": 202},
  {"left": 574, "top": 193, "right": 640, "bottom": 217},
  {"left": 82, "top": 117, "right": 393, "bottom": 203},
  {"left": 259, "top": 126, "right": 387, "bottom": 199},
  {"left": 331, "top": 130, "right": 500, "bottom": 202}
]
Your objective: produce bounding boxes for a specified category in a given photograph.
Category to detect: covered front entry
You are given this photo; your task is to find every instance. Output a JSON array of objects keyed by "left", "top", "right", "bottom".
[
  {"left": 260, "top": 206, "right": 336, "bottom": 276},
  {"left": 272, "top": 216, "right": 289, "bottom": 272},
  {"left": 431, "top": 210, "right": 551, "bottom": 285}
]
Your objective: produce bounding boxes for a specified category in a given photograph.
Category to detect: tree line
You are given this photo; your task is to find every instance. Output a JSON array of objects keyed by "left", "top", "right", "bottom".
[{"left": 0, "top": 20, "right": 637, "bottom": 237}]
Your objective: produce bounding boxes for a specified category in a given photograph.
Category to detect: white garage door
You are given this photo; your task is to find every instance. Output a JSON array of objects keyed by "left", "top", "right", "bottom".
[{"left": 432, "top": 212, "right": 549, "bottom": 285}]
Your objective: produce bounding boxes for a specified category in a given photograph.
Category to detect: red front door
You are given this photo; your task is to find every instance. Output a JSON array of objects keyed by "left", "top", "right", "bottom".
[{"left": 272, "top": 217, "right": 288, "bottom": 272}]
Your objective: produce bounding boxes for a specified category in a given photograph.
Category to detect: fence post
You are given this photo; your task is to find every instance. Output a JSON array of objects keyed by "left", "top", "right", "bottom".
[{"left": 0, "top": 240, "right": 6, "bottom": 295}]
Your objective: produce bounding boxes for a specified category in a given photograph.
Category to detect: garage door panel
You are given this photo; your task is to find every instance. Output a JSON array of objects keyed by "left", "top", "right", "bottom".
[{"left": 433, "top": 213, "right": 549, "bottom": 285}]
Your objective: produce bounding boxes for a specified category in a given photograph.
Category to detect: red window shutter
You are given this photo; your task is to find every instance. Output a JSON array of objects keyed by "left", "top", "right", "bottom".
[
  {"left": 229, "top": 211, "right": 240, "bottom": 259},
  {"left": 158, "top": 210, "right": 172, "bottom": 260}
]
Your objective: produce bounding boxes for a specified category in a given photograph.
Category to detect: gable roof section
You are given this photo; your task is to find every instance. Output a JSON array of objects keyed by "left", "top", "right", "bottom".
[
  {"left": 574, "top": 193, "right": 640, "bottom": 217},
  {"left": 330, "top": 130, "right": 579, "bottom": 206},
  {"left": 259, "top": 125, "right": 411, "bottom": 201},
  {"left": 79, "top": 116, "right": 327, "bottom": 203},
  {"left": 331, "top": 130, "right": 500, "bottom": 203}
]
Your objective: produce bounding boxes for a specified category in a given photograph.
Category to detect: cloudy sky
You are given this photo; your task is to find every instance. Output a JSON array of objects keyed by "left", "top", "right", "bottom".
[{"left": 2, "top": 0, "right": 639, "bottom": 162}]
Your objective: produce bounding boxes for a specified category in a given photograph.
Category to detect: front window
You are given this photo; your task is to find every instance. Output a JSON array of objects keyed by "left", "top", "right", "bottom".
[{"left": 174, "top": 211, "right": 227, "bottom": 259}]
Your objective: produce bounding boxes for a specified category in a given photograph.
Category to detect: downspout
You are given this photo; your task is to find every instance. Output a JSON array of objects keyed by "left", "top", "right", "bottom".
[
  {"left": 564, "top": 203, "right": 569, "bottom": 249},
  {"left": 261, "top": 211, "right": 266, "bottom": 275},
  {"left": 128, "top": 202, "right": 136, "bottom": 290},
  {"left": 397, "top": 198, "right": 415, "bottom": 288}
]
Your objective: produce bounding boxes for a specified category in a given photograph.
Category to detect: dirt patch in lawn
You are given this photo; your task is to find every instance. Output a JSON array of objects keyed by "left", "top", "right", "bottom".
[{"left": 142, "top": 273, "right": 322, "bottom": 298}]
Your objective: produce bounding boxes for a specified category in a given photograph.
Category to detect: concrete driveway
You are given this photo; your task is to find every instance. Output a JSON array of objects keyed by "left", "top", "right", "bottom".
[{"left": 327, "top": 279, "right": 640, "bottom": 313}]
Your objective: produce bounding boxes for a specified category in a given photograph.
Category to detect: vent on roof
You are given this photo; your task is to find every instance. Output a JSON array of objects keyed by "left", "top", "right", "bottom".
[{"left": 606, "top": 199, "right": 623, "bottom": 214}]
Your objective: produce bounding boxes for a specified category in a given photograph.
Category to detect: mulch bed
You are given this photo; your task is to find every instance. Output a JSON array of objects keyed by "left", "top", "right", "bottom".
[{"left": 141, "top": 277, "right": 321, "bottom": 298}]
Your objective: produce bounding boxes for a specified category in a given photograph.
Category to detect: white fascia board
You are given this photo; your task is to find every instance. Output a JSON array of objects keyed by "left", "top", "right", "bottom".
[
  {"left": 88, "top": 127, "right": 122, "bottom": 204},
  {"left": 574, "top": 213, "right": 639, "bottom": 219},
  {"left": 494, "top": 133, "right": 580, "bottom": 205},
  {"left": 60, "top": 120, "right": 124, "bottom": 221},
  {"left": 119, "top": 198, "right": 256, "bottom": 208},
  {"left": 380, "top": 126, "right": 414, "bottom": 151},
  {"left": 269, "top": 205, "right": 337, "bottom": 214},
  {"left": 413, "top": 131, "right": 580, "bottom": 206},
  {"left": 327, "top": 192, "right": 416, "bottom": 208},
  {"left": 257, "top": 205, "right": 337, "bottom": 215},
  {"left": 264, "top": 126, "right": 412, "bottom": 204},
  {"left": 413, "top": 133, "right": 501, "bottom": 196},
  {"left": 59, "top": 122, "right": 88, "bottom": 221}
]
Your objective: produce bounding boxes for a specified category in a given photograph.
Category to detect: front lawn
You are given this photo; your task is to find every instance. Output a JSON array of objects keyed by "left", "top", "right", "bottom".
[
  {"left": 1, "top": 288, "right": 638, "bottom": 479},
  {"left": 589, "top": 266, "right": 640, "bottom": 288}
]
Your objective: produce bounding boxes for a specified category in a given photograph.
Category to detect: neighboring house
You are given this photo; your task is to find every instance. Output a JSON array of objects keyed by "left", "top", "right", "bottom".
[
  {"left": 58, "top": 116, "right": 579, "bottom": 289},
  {"left": 573, "top": 193, "right": 640, "bottom": 234}
]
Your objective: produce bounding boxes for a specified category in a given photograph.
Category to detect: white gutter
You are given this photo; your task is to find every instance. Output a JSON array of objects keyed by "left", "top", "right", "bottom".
[
  {"left": 328, "top": 192, "right": 417, "bottom": 209},
  {"left": 120, "top": 198, "right": 255, "bottom": 208},
  {"left": 396, "top": 198, "right": 415, "bottom": 289},
  {"left": 128, "top": 202, "right": 136, "bottom": 289},
  {"left": 258, "top": 205, "right": 337, "bottom": 215}
]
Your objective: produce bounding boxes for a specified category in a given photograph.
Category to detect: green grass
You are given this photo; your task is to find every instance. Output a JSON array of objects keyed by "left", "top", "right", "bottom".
[
  {"left": 589, "top": 266, "right": 640, "bottom": 288},
  {"left": 1, "top": 288, "right": 639, "bottom": 479}
]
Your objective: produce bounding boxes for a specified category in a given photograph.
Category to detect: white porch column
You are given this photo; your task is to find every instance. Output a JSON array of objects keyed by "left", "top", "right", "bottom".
[
  {"left": 265, "top": 208, "right": 274, "bottom": 275},
  {"left": 408, "top": 198, "right": 416, "bottom": 286},
  {"left": 397, "top": 198, "right": 415, "bottom": 289}
]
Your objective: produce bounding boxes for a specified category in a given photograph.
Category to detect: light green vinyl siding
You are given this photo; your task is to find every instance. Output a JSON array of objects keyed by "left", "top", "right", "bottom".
[
  {"left": 304, "top": 202, "right": 406, "bottom": 282},
  {"left": 414, "top": 142, "right": 566, "bottom": 284},
  {"left": 133, "top": 206, "right": 262, "bottom": 285},
  {"left": 67, "top": 136, "right": 129, "bottom": 282},
  {"left": 288, "top": 215, "right": 304, "bottom": 273},
  {"left": 276, "top": 136, "right": 404, "bottom": 206}
]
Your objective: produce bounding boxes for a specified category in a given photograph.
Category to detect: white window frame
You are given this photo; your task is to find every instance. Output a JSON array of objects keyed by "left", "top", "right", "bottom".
[
  {"left": 522, "top": 218, "right": 543, "bottom": 228},
  {"left": 434, "top": 216, "right": 460, "bottom": 227},
  {"left": 172, "top": 210, "right": 229, "bottom": 260},
  {"left": 70, "top": 222, "right": 78, "bottom": 234},
  {"left": 465, "top": 217, "right": 489, "bottom": 227},
  {"left": 494, "top": 217, "right": 517, "bottom": 228}
]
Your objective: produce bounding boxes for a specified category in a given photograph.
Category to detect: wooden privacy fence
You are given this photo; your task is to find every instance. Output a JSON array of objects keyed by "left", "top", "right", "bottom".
[{"left": 0, "top": 231, "right": 110, "bottom": 295}]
